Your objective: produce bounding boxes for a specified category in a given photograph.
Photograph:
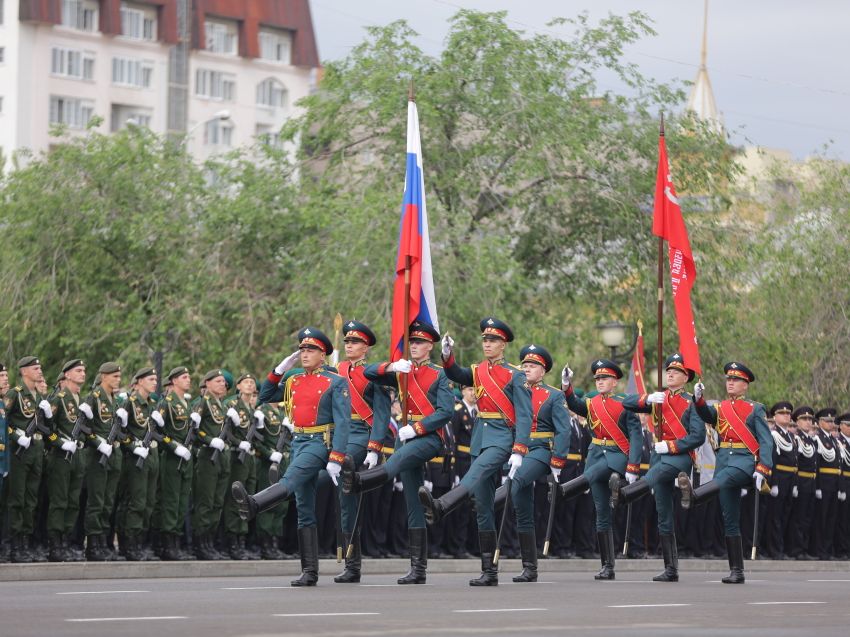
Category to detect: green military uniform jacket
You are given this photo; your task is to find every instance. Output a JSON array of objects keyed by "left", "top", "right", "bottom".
[
  {"left": 158, "top": 392, "right": 194, "bottom": 453},
  {"left": 4, "top": 384, "right": 45, "bottom": 445},
  {"left": 195, "top": 393, "right": 231, "bottom": 448},
  {"left": 86, "top": 387, "right": 129, "bottom": 451},
  {"left": 48, "top": 388, "right": 90, "bottom": 451},
  {"left": 121, "top": 390, "right": 159, "bottom": 453},
  {"left": 255, "top": 402, "right": 289, "bottom": 462}
]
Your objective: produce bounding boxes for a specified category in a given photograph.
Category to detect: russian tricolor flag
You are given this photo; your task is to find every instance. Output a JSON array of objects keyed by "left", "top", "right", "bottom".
[{"left": 390, "top": 98, "right": 439, "bottom": 361}]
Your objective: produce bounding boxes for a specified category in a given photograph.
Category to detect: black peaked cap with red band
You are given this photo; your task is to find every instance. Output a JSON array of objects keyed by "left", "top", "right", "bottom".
[
  {"left": 297, "top": 327, "right": 333, "bottom": 355},
  {"left": 520, "top": 344, "right": 553, "bottom": 373},
  {"left": 479, "top": 317, "right": 514, "bottom": 342},
  {"left": 342, "top": 320, "right": 377, "bottom": 346}
]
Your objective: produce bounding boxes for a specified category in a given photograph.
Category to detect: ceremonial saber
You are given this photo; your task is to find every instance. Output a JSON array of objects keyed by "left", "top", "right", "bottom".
[
  {"left": 543, "top": 474, "right": 557, "bottom": 556},
  {"left": 347, "top": 493, "right": 365, "bottom": 559},
  {"left": 494, "top": 476, "right": 513, "bottom": 565},
  {"left": 751, "top": 479, "right": 761, "bottom": 561},
  {"left": 623, "top": 502, "right": 633, "bottom": 556}
]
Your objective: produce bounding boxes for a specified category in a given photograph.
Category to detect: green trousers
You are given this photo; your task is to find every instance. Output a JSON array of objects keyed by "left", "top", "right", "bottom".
[
  {"left": 117, "top": 448, "right": 160, "bottom": 537},
  {"left": 192, "top": 446, "right": 231, "bottom": 535},
  {"left": 224, "top": 450, "right": 257, "bottom": 536},
  {"left": 47, "top": 447, "right": 86, "bottom": 536},
  {"left": 7, "top": 438, "right": 45, "bottom": 536},
  {"left": 84, "top": 448, "right": 122, "bottom": 535},
  {"left": 158, "top": 450, "right": 193, "bottom": 536},
  {"left": 256, "top": 456, "right": 289, "bottom": 538}
]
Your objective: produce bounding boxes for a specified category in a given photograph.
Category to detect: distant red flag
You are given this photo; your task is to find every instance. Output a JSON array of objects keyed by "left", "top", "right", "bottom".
[
  {"left": 625, "top": 329, "right": 646, "bottom": 395},
  {"left": 652, "top": 135, "right": 702, "bottom": 377}
]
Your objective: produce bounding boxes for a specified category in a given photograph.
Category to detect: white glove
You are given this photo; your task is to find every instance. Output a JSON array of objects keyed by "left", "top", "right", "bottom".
[
  {"left": 424, "top": 480, "right": 433, "bottom": 492},
  {"left": 393, "top": 359, "right": 412, "bottom": 374},
  {"left": 507, "top": 452, "right": 523, "bottom": 479},
  {"left": 654, "top": 441, "right": 670, "bottom": 454},
  {"left": 792, "top": 486, "right": 799, "bottom": 498},
  {"left": 175, "top": 445, "right": 191, "bottom": 461},
  {"left": 626, "top": 472, "right": 639, "bottom": 484},
  {"left": 551, "top": 466, "right": 561, "bottom": 481},
  {"left": 398, "top": 425, "right": 416, "bottom": 441},
  {"left": 501, "top": 475, "right": 508, "bottom": 485},
  {"left": 365, "top": 450, "right": 378, "bottom": 469},
  {"left": 815, "top": 489, "right": 822, "bottom": 500},
  {"left": 238, "top": 441, "right": 251, "bottom": 452},
  {"left": 116, "top": 407, "right": 128, "bottom": 427},
  {"left": 209, "top": 437, "right": 225, "bottom": 451},
  {"left": 646, "top": 392, "right": 666, "bottom": 404},
  {"left": 61, "top": 440, "right": 76, "bottom": 453},
  {"left": 453, "top": 475, "right": 460, "bottom": 487},
  {"left": 151, "top": 411, "right": 164, "bottom": 427},
  {"left": 274, "top": 351, "right": 301, "bottom": 375},
  {"left": 190, "top": 412, "right": 201, "bottom": 427},
  {"left": 441, "top": 333, "right": 454, "bottom": 356},
  {"left": 694, "top": 382, "right": 705, "bottom": 401},
  {"left": 839, "top": 492, "right": 847, "bottom": 502},
  {"left": 753, "top": 472, "right": 764, "bottom": 491},
  {"left": 17, "top": 435, "right": 31, "bottom": 449},
  {"left": 561, "top": 366, "right": 574, "bottom": 386},
  {"left": 78, "top": 403, "right": 93, "bottom": 419},
  {"left": 226, "top": 407, "right": 240, "bottom": 426},
  {"left": 97, "top": 441, "right": 112, "bottom": 457},
  {"left": 770, "top": 485, "right": 779, "bottom": 497},
  {"left": 2, "top": 472, "right": 7, "bottom": 478},
  {"left": 253, "top": 410, "right": 265, "bottom": 427},
  {"left": 38, "top": 400, "right": 53, "bottom": 418},
  {"left": 270, "top": 451, "right": 283, "bottom": 463},
  {"left": 133, "top": 446, "right": 149, "bottom": 459},
  {"left": 282, "top": 417, "right": 294, "bottom": 433},
  {"left": 326, "top": 461, "right": 341, "bottom": 485},
  {"left": 393, "top": 480, "right": 404, "bottom": 491}
]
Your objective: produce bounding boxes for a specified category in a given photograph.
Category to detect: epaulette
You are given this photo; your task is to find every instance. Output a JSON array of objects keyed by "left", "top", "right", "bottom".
[
  {"left": 454, "top": 403, "right": 463, "bottom": 411},
  {"left": 544, "top": 383, "right": 560, "bottom": 392},
  {"left": 14, "top": 386, "right": 22, "bottom": 391},
  {"left": 129, "top": 396, "right": 137, "bottom": 402},
  {"left": 325, "top": 371, "right": 343, "bottom": 377},
  {"left": 508, "top": 363, "right": 522, "bottom": 371},
  {"left": 58, "top": 392, "right": 66, "bottom": 398},
  {"left": 166, "top": 396, "right": 172, "bottom": 401},
  {"left": 204, "top": 395, "right": 211, "bottom": 400},
  {"left": 93, "top": 390, "right": 101, "bottom": 398}
]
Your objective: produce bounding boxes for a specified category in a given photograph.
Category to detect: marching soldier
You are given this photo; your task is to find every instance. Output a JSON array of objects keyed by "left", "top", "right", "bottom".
[
  {"left": 812, "top": 408, "right": 841, "bottom": 559},
  {"left": 192, "top": 369, "right": 240, "bottom": 561},
  {"left": 418, "top": 317, "right": 533, "bottom": 587},
  {"left": 765, "top": 401, "right": 797, "bottom": 559},
  {"left": 443, "top": 386, "right": 476, "bottom": 559},
  {"left": 45, "top": 359, "right": 95, "bottom": 562},
  {"left": 231, "top": 327, "right": 351, "bottom": 586},
  {"left": 0, "top": 363, "right": 8, "bottom": 563},
  {"left": 155, "top": 366, "right": 196, "bottom": 561},
  {"left": 340, "top": 320, "right": 452, "bottom": 584},
  {"left": 610, "top": 353, "right": 705, "bottom": 582},
  {"left": 254, "top": 399, "right": 291, "bottom": 559},
  {"left": 491, "top": 344, "right": 569, "bottom": 582},
  {"left": 4, "top": 357, "right": 53, "bottom": 562},
  {"left": 789, "top": 406, "right": 818, "bottom": 560},
  {"left": 555, "top": 359, "right": 643, "bottom": 580},
  {"left": 678, "top": 362, "right": 774, "bottom": 584},
  {"left": 835, "top": 414, "right": 850, "bottom": 560}
]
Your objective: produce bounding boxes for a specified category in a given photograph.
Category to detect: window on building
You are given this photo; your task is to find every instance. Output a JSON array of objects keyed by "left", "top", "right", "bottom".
[
  {"left": 0, "top": 97, "right": 4, "bottom": 113},
  {"left": 51, "top": 46, "right": 96, "bottom": 80},
  {"left": 204, "top": 21, "right": 238, "bottom": 55},
  {"left": 111, "top": 104, "right": 153, "bottom": 132},
  {"left": 196, "top": 69, "right": 235, "bottom": 101},
  {"left": 256, "top": 79, "right": 286, "bottom": 109},
  {"left": 50, "top": 96, "right": 95, "bottom": 129},
  {"left": 121, "top": 3, "right": 156, "bottom": 41},
  {"left": 258, "top": 30, "right": 291, "bottom": 64},
  {"left": 205, "top": 120, "right": 232, "bottom": 146},
  {"left": 62, "top": 0, "right": 99, "bottom": 31},
  {"left": 0, "top": 47, "right": 5, "bottom": 64},
  {"left": 112, "top": 56, "right": 153, "bottom": 88}
]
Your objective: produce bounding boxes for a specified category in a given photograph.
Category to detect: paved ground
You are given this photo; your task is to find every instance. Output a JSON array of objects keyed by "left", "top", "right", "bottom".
[{"left": 2, "top": 571, "right": 848, "bottom": 637}]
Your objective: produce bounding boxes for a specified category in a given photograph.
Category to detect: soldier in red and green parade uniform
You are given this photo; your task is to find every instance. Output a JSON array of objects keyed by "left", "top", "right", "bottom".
[
  {"left": 116, "top": 367, "right": 163, "bottom": 561},
  {"left": 4, "top": 356, "right": 53, "bottom": 562},
  {"left": 232, "top": 327, "right": 352, "bottom": 586},
  {"left": 45, "top": 359, "right": 95, "bottom": 562},
  {"left": 341, "top": 320, "right": 453, "bottom": 585},
  {"left": 812, "top": 407, "right": 842, "bottom": 559},
  {"left": 418, "top": 317, "right": 534, "bottom": 587},
  {"left": 155, "top": 366, "right": 197, "bottom": 561},
  {"left": 834, "top": 413, "right": 850, "bottom": 560},
  {"left": 491, "top": 344, "right": 569, "bottom": 583},
  {"left": 254, "top": 399, "right": 292, "bottom": 559},
  {"left": 678, "top": 361, "right": 774, "bottom": 584},
  {"left": 609, "top": 352, "right": 706, "bottom": 582},
  {"left": 222, "top": 373, "right": 264, "bottom": 560},
  {"left": 192, "top": 369, "right": 240, "bottom": 561},
  {"left": 556, "top": 358, "right": 643, "bottom": 580}
]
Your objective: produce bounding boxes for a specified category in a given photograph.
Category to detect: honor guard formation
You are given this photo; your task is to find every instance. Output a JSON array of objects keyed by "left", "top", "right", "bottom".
[{"left": 2, "top": 319, "right": 849, "bottom": 588}]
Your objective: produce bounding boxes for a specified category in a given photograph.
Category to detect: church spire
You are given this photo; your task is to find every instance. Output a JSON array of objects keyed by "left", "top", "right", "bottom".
[{"left": 686, "top": 0, "right": 723, "bottom": 134}]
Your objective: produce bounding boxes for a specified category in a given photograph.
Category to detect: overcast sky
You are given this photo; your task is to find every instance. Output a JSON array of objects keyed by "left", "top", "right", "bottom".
[{"left": 310, "top": 0, "right": 850, "bottom": 161}]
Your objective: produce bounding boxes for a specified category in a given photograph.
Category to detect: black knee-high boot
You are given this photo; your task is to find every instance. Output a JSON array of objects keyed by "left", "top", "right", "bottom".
[
  {"left": 398, "top": 528, "right": 427, "bottom": 584},
  {"left": 291, "top": 527, "right": 319, "bottom": 587},
  {"left": 512, "top": 530, "right": 538, "bottom": 582}
]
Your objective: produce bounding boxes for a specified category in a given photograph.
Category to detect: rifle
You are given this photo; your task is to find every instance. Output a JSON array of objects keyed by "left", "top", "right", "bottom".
[
  {"left": 15, "top": 381, "right": 59, "bottom": 459},
  {"left": 135, "top": 422, "right": 164, "bottom": 470},
  {"left": 177, "top": 398, "right": 204, "bottom": 474},
  {"left": 211, "top": 407, "right": 235, "bottom": 466},
  {"left": 64, "top": 380, "right": 98, "bottom": 463},
  {"left": 237, "top": 413, "right": 265, "bottom": 465},
  {"left": 268, "top": 417, "right": 292, "bottom": 483},
  {"left": 99, "top": 399, "right": 124, "bottom": 468}
]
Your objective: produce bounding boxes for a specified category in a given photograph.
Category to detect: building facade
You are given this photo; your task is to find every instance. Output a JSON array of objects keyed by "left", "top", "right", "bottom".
[{"left": 0, "top": 0, "right": 319, "bottom": 161}]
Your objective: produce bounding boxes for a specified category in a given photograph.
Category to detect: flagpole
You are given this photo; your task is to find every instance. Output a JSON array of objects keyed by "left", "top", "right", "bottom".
[
  {"left": 656, "top": 113, "right": 665, "bottom": 394},
  {"left": 399, "top": 80, "right": 416, "bottom": 434}
]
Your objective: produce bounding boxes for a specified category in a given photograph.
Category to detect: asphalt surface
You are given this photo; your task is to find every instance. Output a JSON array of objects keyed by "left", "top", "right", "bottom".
[{"left": 2, "top": 571, "right": 848, "bottom": 637}]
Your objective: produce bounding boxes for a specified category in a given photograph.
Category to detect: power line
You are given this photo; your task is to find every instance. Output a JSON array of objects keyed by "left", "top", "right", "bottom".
[{"left": 724, "top": 110, "right": 850, "bottom": 136}]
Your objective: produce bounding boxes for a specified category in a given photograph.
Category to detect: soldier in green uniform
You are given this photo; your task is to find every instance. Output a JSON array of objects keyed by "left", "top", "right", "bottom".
[
  {"left": 4, "top": 356, "right": 53, "bottom": 562},
  {"left": 83, "top": 362, "right": 128, "bottom": 561},
  {"left": 155, "top": 366, "right": 196, "bottom": 561},
  {"left": 609, "top": 353, "right": 705, "bottom": 582},
  {"left": 223, "top": 373, "right": 263, "bottom": 560},
  {"left": 192, "top": 369, "right": 240, "bottom": 560},
  {"left": 45, "top": 359, "right": 95, "bottom": 562},
  {"left": 254, "top": 399, "right": 291, "bottom": 559},
  {"left": 678, "top": 362, "right": 774, "bottom": 584},
  {"left": 232, "top": 327, "right": 351, "bottom": 586},
  {"left": 116, "top": 367, "right": 163, "bottom": 561}
]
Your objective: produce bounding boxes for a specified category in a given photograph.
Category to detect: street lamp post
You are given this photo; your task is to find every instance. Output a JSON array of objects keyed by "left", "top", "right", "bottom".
[
  {"left": 181, "top": 110, "right": 231, "bottom": 150},
  {"left": 595, "top": 320, "right": 638, "bottom": 364},
  {"left": 140, "top": 331, "right": 180, "bottom": 396}
]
